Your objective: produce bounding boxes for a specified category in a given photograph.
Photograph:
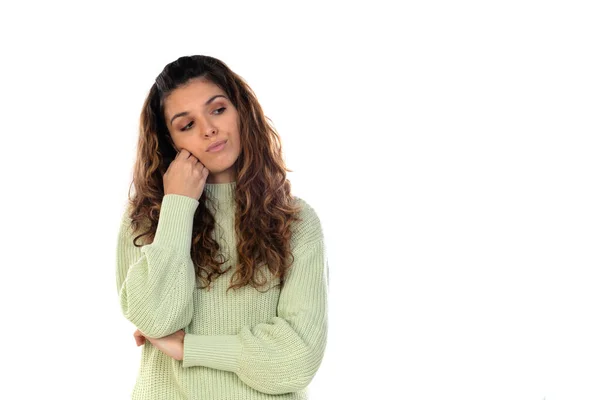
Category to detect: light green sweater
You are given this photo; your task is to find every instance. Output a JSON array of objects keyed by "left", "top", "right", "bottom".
[{"left": 115, "top": 181, "right": 328, "bottom": 400}]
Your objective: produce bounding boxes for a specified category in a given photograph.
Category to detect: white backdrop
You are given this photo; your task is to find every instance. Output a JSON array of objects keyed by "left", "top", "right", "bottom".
[{"left": 1, "top": 1, "right": 599, "bottom": 399}]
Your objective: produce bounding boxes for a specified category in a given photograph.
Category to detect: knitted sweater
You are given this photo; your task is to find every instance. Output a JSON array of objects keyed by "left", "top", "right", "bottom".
[{"left": 115, "top": 181, "right": 328, "bottom": 400}]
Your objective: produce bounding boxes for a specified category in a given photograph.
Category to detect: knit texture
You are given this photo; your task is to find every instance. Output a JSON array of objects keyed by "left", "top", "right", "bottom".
[{"left": 115, "top": 181, "right": 328, "bottom": 400}]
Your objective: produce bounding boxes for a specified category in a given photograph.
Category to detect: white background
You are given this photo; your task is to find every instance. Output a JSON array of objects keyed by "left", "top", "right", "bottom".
[{"left": 1, "top": 1, "right": 599, "bottom": 399}]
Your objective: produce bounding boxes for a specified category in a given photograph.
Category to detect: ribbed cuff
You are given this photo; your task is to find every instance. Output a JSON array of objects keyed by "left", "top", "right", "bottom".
[
  {"left": 182, "top": 333, "right": 242, "bottom": 371},
  {"left": 153, "top": 194, "right": 199, "bottom": 254}
]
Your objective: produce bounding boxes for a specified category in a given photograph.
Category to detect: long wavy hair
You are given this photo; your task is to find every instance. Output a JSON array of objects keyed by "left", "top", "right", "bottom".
[{"left": 124, "top": 55, "right": 303, "bottom": 293}]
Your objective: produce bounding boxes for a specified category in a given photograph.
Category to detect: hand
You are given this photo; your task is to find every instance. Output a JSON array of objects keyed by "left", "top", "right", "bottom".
[
  {"left": 133, "top": 329, "right": 186, "bottom": 361},
  {"left": 133, "top": 328, "right": 146, "bottom": 346},
  {"left": 163, "top": 148, "right": 210, "bottom": 200}
]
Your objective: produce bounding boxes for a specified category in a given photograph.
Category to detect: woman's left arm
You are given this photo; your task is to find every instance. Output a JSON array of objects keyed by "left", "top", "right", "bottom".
[{"left": 182, "top": 236, "right": 329, "bottom": 395}]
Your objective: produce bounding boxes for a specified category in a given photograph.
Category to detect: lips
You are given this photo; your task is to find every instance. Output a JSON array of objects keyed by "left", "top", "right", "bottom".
[{"left": 206, "top": 140, "right": 227, "bottom": 152}]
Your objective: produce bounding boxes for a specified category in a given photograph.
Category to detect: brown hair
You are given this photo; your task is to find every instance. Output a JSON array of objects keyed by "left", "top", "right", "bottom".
[{"left": 125, "top": 55, "right": 302, "bottom": 293}]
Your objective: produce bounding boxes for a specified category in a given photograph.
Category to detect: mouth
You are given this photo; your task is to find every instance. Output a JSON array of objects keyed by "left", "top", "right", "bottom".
[{"left": 206, "top": 140, "right": 227, "bottom": 152}]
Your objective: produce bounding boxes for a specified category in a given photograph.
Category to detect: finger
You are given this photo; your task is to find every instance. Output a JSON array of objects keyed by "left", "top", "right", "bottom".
[
  {"left": 185, "top": 152, "right": 198, "bottom": 163},
  {"left": 179, "top": 148, "right": 190, "bottom": 158},
  {"left": 171, "top": 149, "right": 182, "bottom": 163}
]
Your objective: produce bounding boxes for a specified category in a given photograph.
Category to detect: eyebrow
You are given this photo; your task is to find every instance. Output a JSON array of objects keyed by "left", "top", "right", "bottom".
[{"left": 169, "top": 94, "right": 228, "bottom": 126}]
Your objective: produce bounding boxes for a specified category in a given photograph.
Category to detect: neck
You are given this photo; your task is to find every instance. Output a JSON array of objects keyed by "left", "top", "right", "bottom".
[{"left": 204, "top": 181, "right": 236, "bottom": 208}]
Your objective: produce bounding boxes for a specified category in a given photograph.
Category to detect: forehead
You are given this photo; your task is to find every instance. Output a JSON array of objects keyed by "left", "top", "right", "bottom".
[{"left": 164, "top": 78, "right": 226, "bottom": 114}]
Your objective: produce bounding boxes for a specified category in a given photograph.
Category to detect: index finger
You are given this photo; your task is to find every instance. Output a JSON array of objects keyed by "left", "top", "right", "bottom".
[{"left": 177, "top": 148, "right": 190, "bottom": 158}]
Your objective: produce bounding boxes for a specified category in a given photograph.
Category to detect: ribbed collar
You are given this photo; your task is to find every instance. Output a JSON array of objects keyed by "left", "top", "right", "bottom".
[{"left": 204, "top": 181, "right": 236, "bottom": 209}]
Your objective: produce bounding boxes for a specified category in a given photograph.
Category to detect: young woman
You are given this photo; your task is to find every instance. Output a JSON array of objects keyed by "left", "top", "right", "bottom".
[{"left": 115, "top": 55, "right": 329, "bottom": 400}]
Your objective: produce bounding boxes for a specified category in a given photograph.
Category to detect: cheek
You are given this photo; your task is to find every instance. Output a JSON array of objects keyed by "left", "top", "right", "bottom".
[{"left": 232, "top": 137, "right": 242, "bottom": 152}]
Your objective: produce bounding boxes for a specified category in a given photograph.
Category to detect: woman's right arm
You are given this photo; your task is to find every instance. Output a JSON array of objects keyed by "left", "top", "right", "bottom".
[{"left": 115, "top": 194, "right": 199, "bottom": 339}]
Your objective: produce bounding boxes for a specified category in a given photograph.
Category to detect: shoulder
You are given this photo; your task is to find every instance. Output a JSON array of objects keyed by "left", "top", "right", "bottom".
[
  {"left": 116, "top": 203, "right": 136, "bottom": 243},
  {"left": 117, "top": 202, "right": 148, "bottom": 237},
  {"left": 118, "top": 202, "right": 134, "bottom": 229},
  {"left": 290, "top": 196, "right": 324, "bottom": 249}
]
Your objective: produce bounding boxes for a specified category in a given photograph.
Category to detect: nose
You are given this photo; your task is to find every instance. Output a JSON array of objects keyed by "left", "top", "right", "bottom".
[
  {"left": 200, "top": 119, "right": 217, "bottom": 137},
  {"left": 204, "top": 127, "right": 217, "bottom": 137}
]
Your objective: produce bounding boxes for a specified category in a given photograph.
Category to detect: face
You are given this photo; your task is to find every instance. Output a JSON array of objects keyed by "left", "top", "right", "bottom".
[{"left": 163, "top": 78, "right": 241, "bottom": 184}]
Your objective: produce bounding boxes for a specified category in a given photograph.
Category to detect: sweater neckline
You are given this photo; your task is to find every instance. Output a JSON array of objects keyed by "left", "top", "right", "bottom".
[{"left": 204, "top": 181, "right": 236, "bottom": 207}]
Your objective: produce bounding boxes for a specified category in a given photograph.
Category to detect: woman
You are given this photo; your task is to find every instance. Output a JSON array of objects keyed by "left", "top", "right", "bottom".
[{"left": 115, "top": 55, "right": 329, "bottom": 400}]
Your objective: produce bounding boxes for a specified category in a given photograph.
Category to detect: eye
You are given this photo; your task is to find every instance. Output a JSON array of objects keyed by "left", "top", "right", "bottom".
[{"left": 179, "top": 108, "right": 226, "bottom": 132}]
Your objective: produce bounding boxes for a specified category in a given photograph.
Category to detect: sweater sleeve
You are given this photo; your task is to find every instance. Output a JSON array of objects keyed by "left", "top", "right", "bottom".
[
  {"left": 181, "top": 236, "right": 329, "bottom": 395},
  {"left": 115, "top": 194, "right": 199, "bottom": 339}
]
